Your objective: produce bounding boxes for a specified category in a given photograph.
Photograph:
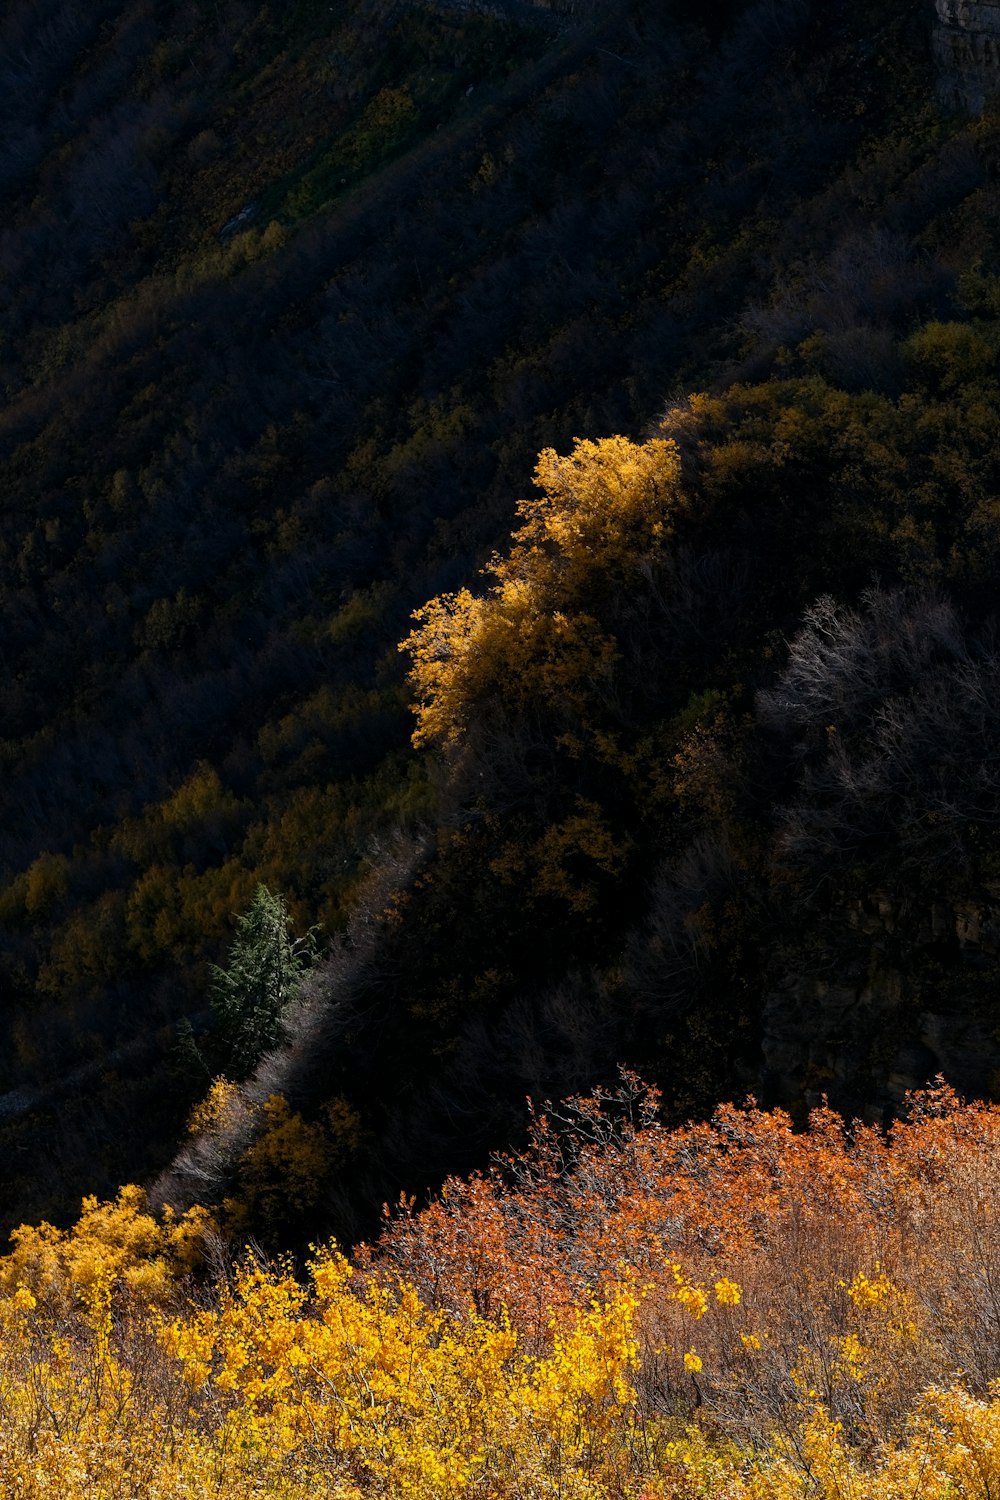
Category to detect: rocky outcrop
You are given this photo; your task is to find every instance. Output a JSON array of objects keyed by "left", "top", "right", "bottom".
[{"left": 933, "top": 0, "right": 1000, "bottom": 111}]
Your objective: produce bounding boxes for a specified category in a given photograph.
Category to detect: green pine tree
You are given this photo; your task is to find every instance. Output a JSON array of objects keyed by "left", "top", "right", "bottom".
[{"left": 180, "top": 886, "right": 318, "bottom": 1081}]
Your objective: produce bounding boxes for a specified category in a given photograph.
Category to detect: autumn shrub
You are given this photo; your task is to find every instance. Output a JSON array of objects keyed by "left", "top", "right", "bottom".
[
  {"left": 758, "top": 586, "right": 1000, "bottom": 889},
  {"left": 0, "top": 1183, "right": 213, "bottom": 1313},
  {"left": 4, "top": 1082, "right": 1000, "bottom": 1494},
  {"left": 371, "top": 1074, "right": 1000, "bottom": 1457}
]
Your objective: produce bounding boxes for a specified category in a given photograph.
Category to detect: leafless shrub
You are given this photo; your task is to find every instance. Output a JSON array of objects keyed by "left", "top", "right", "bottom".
[
  {"left": 758, "top": 588, "right": 967, "bottom": 743},
  {"left": 760, "top": 588, "right": 1000, "bottom": 885},
  {"left": 742, "top": 229, "right": 938, "bottom": 362}
]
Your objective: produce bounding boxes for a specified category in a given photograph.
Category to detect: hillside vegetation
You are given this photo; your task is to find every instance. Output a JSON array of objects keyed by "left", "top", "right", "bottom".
[
  {"left": 0, "top": 0, "right": 999, "bottom": 1255},
  {"left": 2, "top": 1082, "right": 1000, "bottom": 1497},
  {"left": 7, "top": 1, "right": 1000, "bottom": 1486},
  {"left": 167, "top": 309, "right": 1000, "bottom": 1245}
]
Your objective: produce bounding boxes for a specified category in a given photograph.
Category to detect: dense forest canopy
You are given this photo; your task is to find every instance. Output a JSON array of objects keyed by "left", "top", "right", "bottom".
[{"left": 0, "top": 0, "right": 998, "bottom": 1261}]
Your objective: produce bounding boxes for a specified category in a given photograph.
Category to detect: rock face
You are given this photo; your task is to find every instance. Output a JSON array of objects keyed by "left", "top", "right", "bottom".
[{"left": 933, "top": 0, "right": 1000, "bottom": 111}]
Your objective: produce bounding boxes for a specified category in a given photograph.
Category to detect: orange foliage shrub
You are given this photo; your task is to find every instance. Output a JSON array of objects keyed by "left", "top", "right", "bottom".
[
  {"left": 3, "top": 1080, "right": 1000, "bottom": 1494},
  {"left": 370, "top": 1072, "right": 1000, "bottom": 1450}
]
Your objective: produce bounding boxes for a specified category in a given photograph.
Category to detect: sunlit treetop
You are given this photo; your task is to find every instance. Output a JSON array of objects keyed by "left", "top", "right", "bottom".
[{"left": 401, "top": 435, "right": 681, "bottom": 749}]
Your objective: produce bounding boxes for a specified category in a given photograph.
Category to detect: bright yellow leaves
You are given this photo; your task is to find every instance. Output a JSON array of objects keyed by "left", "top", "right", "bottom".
[
  {"left": 160, "top": 1254, "right": 649, "bottom": 1499},
  {"left": 698, "top": 1387, "right": 1000, "bottom": 1500},
  {"left": 186, "top": 1075, "right": 242, "bottom": 1136},
  {"left": 400, "top": 435, "right": 681, "bottom": 751},
  {"left": 398, "top": 433, "right": 681, "bottom": 915},
  {"left": 8, "top": 1088, "right": 1000, "bottom": 1496},
  {"left": 525, "top": 436, "right": 679, "bottom": 580},
  {"left": 0, "top": 1183, "right": 212, "bottom": 1311},
  {"left": 661, "top": 1269, "right": 741, "bottom": 1384},
  {"left": 7, "top": 1228, "right": 993, "bottom": 1500},
  {"left": 673, "top": 1285, "right": 708, "bottom": 1320},
  {"left": 224, "top": 1093, "right": 336, "bottom": 1240},
  {"left": 844, "top": 1266, "right": 894, "bottom": 1309}
]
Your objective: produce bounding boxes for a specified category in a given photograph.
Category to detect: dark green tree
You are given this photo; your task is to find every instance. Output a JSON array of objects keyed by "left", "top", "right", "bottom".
[{"left": 181, "top": 886, "right": 318, "bottom": 1081}]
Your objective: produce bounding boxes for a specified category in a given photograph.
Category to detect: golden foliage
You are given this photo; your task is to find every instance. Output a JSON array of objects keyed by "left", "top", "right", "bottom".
[
  {"left": 400, "top": 435, "right": 681, "bottom": 749},
  {"left": 224, "top": 1094, "right": 336, "bottom": 1240},
  {"left": 4, "top": 1085, "right": 1000, "bottom": 1494},
  {"left": 1, "top": 1184, "right": 212, "bottom": 1312}
]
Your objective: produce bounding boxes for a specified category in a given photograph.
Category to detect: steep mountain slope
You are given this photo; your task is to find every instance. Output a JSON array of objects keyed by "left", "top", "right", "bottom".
[{"left": 2, "top": 0, "right": 997, "bottom": 1243}]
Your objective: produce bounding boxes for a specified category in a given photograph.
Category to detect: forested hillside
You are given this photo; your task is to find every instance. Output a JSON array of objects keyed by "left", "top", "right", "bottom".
[
  {"left": 1, "top": 0, "right": 999, "bottom": 1255},
  {"left": 8, "top": 2, "right": 1000, "bottom": 1493}
]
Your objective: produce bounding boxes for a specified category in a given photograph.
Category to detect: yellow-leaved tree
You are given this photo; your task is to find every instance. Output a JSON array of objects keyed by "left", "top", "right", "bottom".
[{"left": 401, "top": 435, "right": 681, "bottom": 752}]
